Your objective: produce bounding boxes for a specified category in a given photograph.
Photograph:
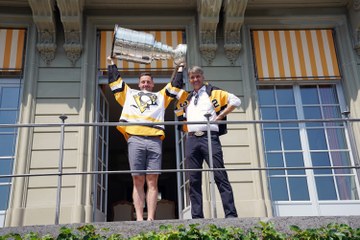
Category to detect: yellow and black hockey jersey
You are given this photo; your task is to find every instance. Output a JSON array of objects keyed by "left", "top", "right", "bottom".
[
  {"left": 175, "top": 83, "right": 231, "bottom": 136},
  {"left": 108, "top": 65, "right": 184, "bottom": 140}
]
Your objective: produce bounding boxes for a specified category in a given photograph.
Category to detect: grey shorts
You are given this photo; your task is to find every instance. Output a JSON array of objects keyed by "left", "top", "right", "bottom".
[{"left": 127, "top": 135, "right": 162, "bottom": 176}]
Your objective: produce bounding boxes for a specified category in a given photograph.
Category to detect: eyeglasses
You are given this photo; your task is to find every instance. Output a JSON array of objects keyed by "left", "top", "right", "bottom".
[{"left": 194, "top": 92, "right": 199, "bottom": 106}]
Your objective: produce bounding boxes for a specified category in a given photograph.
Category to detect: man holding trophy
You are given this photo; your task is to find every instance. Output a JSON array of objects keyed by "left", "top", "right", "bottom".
[{"left": 108, "top": 26, "right": 186, "bottom": 221}]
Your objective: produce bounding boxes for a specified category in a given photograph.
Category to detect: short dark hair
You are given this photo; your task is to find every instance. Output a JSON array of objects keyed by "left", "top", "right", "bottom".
[
  {"left": 188, "top": 66, "right": 204, "bottom": 75},
  {"left": 139, "top": 72, "right": 153, "bottom": 80}
]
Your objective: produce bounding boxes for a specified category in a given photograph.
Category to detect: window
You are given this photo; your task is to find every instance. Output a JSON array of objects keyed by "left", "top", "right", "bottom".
[
  {"left": 95, "top": 89, "right": 109, "bottom": 216},
  {"left": 253, "top": 29, "right": 360, "bottom": 215},
  {"left": 0, "top": 80, "right": 21, "bottom": 225},
  {"left": 259, "top": 84, "right": 360, "bottom": 215},
  {"left": 0, "top": 28, "right": 26, "bottom": 226}
]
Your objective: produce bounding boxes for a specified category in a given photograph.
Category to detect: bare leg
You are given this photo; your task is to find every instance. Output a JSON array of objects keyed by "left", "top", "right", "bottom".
[
  {"left": 146, "top": 174, "right": 159, "bottom": 221},
  {"left": 132, "top": 175, "right": 145, "bottom": 221}
]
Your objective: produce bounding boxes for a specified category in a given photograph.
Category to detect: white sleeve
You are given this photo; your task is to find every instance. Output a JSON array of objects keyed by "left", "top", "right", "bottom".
[{"left": 227, "top": 93, "right": 241, "bottom": 108}]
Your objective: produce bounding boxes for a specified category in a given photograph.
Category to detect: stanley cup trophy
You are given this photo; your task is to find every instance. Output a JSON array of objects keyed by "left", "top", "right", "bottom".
[{"left": 111, "top": 25, "right": 187, "bottom": 65}]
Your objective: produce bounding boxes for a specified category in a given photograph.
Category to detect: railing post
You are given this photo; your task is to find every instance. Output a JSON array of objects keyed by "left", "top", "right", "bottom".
[
  {"left": 175, "top": 124, "right": 183, "bottom": 219},
  {"left": 55, "top": 114, "right": 67, "bottom": 225},
  {"left": 204, "top": 113, "right": 217, "bottom": 218}
]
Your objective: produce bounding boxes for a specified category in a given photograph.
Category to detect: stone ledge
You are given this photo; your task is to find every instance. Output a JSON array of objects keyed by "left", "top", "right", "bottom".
[{"left": 1, "top": 216, "right": 360, "bottom": 238}]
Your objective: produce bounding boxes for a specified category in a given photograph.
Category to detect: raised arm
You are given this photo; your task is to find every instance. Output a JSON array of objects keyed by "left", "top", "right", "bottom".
[
  {"left": 107, "top": 56, "right": 121, "bottom": 84},
  {"left": 171, "top": 64, "right": 185, "bottom": 89},
  {"left": 107, "top": 56, "right": 128, "bottom": 106}
]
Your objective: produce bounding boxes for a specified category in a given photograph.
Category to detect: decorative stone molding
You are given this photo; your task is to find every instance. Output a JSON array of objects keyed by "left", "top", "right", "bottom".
[
  {"left": 197, "top": 0, "right": 222, "bottom": 65},
  {"left": 351, "top": 0, "right": 360, "bottom": 56},
  {"left": 348, "top": 1, "right": 360, "bottom": 55},
  {"left": 28, "top": 0, "right": 57, "bottom": 64},
  {"left": 56, "top": 0, "right": 84, "bottom": 65},
  {"left": 223, "top": 0, "right": 248, "bottom": 65},
  {"left": 354, "top": 0, "right": 360, "bottom": 11},
  {"left": 354, "top": 30, "right": 360, "bottom": 55}
]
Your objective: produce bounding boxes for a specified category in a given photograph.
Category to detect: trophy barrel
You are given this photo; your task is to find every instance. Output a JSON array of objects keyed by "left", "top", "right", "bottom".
[
  {"left": 112, "top": 25, "right": 155, "bottom": 64},
  {"left": 111, "top": 25, "right": 187, "bottom": 65}
]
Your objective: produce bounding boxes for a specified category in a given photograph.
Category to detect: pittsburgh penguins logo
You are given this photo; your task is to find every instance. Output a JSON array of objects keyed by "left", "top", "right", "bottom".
[{"left": 133, "top": 92, "right": 158, "bottom": 113}]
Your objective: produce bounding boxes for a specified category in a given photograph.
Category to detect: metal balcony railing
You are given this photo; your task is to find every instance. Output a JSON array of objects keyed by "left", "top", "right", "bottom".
[{"left": 1, "top": 115, "right": 360, "bottom": 224}]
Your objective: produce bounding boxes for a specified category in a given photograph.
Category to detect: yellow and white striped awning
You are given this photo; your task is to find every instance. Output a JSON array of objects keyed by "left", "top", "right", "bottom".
[
  {"left": 99, "top": 30, "right": 185, "bottom": 71},
  {"left": 252, "top": 29, "right": 341, "bottom": 81},
  {"left": 0, "top": 28, "right": 26, "bottom": 72}
]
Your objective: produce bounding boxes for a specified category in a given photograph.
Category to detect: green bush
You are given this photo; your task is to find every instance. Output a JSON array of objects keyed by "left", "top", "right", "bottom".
[{"left": 1, "top": 221, "right": 360, "bottom": 240}]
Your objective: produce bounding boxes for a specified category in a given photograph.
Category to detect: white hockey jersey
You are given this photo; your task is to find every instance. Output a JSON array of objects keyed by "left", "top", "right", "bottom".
[{"left": 108, "top": 65, "right": 183, "bottom": 140}]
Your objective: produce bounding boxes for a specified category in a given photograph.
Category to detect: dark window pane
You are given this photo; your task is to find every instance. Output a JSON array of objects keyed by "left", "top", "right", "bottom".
[
  {"left": 327, "top": 128, "right": 348, "bottom": 150},
  {"left": 300, "top": 86, "right": 319, "bottom": 104},
  {"left": 258, "top": 87, "right": 276, "bottom": 105},
  {"left": 279, "top": 107, "right": 297, "bottom": 119},
  {"left": 104, "top": 126, "right": 108, "bottom": 141},
  {"left": 279, "top": 107, "right": 298, "bottom": 127},
  {"left": 102, "top": 189, "right": 106, "bottom": 211},
  {"left": 266, "top": 153, "right": 285, "bottom": 175},
  {"left": 0, "top": 110, "right": 17, "bottom": 133},
  {"left": 105, "top": 103, "right": 109, "bottom": 120},
  {"left": 303, "top": 106, "right": 322, "bottom": 127},
  {"left": 264, "top": 129, "right": 281, "bottom": 151},
  {"left": 307, "top": 129, "right": 327, "bottom": 150},
  {"left": 99, "top": 125, "right": 103, "bottom": 136},
  {"left": 0, "top": 134, "right": 16, "bottom": 156},
  {"left": 285, "top": 152, "right": 305, "bottom": 175},
  {"left": 336, "top": 176, "right": 358, "bottom": 200},
  {"left": 303, "top": 107, "right": 320, "bottom": 119},
  {"left": 311, "top": 152, "right": 332, "bottom": 174},
  {"left": 322, "top": 106, "right": 341, "bottom": 119},
  {"left": 269, "top": 177, "right": 289, "bottom": 201},
  {"left": 331, "top": 151, "right": 351, "bottom": 174},
  {"left": 315, "top": 176, "right": 337, "bottom": 200},
  {"left": 97, "top": 186, "right": 101, "bottom": 209},
  {"left": 319, "top": 85, "right": 338, "bottom": 104},
  {"left": 98, "top": 140, "right": 102, "bottom": 159},
  {"left": 97, "top": 161, "right": 102, "bottom": 172},
  {"left": 260, "top": 107, "right": 278, "bottom": 128},
  {"left": 323, "top": 106, "right": 343, "bottom": 127},
  {"left": 103, "top": 144, "right": 107, "bottom": 161},
  {"left": 0, "top": 110, "right": 17, "bottom": 123},
  {"left": 0, "top": 159, "right": 13, "bottom": 183},
  {"left": 0, "top": 87, "right": 20, "bottom": 108},
  {"left": 102, "top": 170, "right": 106, "bottom": 185},
  {"left": 100, "top": 94, "right": 104, "bottom": 112},
  {"left": 0, "top": 185, "right": 10, "bottom": 210},
  {"left": 260, "top": 107, "right": 277, "bottom": 119},
  {"left": 289, "top": 177, "right": 310, "bottom": 200},
  {"left": 276, "top": 86, "right": 295, "bottom": 105},
  {"left": 282, "top": 129, "right": 301, "bottom": 150}
]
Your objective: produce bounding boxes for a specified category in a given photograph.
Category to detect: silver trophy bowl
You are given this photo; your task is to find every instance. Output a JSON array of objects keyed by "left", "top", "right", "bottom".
[{"left": 111, "top": 25, "right": 187, "bottom": 65}]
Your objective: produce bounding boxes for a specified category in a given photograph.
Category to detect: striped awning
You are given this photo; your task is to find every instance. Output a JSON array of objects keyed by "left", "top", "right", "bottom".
[
  {"left": 252, "top": 29, "right": 341, "bottom": 81},
  {"left": 99, "top": 30, "right": 185, "bottom": 71},
  {"left": 0, "top": 29, "right": 26, "bottom": 72}
]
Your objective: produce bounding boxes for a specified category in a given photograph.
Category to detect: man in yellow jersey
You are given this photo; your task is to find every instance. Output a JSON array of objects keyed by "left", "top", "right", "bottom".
[
  {"left": 107, "top": 57, "right": 184, "bottom": 221},
  {"left": 175, "top": 66, "right": 240, "bottom": 219}
]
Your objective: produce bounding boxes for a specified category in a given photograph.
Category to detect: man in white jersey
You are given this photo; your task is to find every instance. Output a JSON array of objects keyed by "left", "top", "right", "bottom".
[{"left": 107, "top": 57, "right": 184, "bottom": 221}]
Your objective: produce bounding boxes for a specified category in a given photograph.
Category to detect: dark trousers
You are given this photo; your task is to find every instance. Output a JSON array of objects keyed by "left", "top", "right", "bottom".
[{"left": 185, "top": 133, "right": 238, "bottom": 218}]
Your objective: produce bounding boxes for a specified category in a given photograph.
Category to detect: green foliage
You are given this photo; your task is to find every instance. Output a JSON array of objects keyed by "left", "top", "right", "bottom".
[
  {"left": 290, "top": 223, "right": 360, "bottom": 240},
  {"left": 1, "top": 221, "right": 360, "bottom": 240},
  {"left": 237, "top": 221, "right": 285, "bottom": 240}
]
